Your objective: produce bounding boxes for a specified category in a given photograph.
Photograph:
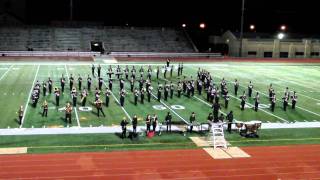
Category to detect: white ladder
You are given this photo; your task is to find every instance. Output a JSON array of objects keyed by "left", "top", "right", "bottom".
[{"left": 210, "top": 122, "right": 227, "bottom": 149}]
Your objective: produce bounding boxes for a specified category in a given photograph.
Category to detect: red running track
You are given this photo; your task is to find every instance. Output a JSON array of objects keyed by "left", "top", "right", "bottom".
[{"left": 0, "top": 145, "right": 320, "bottom": 179}]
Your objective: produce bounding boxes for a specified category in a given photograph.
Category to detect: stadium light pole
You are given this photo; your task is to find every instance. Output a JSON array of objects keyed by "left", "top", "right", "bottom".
[
  {"left": 70, "top": 0, "right": 73, "bottom": 21},
  {"left": 239, "top": 0, "right": 245, "bottom": 57}
]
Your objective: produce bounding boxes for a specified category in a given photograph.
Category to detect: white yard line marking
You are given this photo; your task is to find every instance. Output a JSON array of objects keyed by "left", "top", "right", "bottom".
[
  {"left": 149, "top": 92, "right": 189, "bottom": 124},
  {"left": 99, "top": 66, "right": 132, "bottom": 122},
  {"left": 64, "top": 65, "right": 81, "bottom": 127},
  {"left": 0, "top": 65, "right": 13, "bottom": 81},
  {"left": 20, "top": 65, "right": 40, "bottom": 128}
]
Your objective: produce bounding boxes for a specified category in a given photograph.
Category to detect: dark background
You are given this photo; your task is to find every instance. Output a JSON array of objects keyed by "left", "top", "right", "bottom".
[
  {"left": 21, "top": 0, "right": 319, "bottom": 34},
  {"left": 2, "top": 0, "right": 319, "bottom": 51}
]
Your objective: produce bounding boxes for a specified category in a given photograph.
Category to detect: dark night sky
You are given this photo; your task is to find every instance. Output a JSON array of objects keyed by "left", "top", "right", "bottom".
[{"left": 22, "top": 0, "right": 320, "bottom": 35}]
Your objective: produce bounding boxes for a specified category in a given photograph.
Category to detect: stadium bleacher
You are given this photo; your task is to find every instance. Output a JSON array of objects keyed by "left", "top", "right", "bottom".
[{"left": 0, "top": 26, "right": 195, "bottom": 52}]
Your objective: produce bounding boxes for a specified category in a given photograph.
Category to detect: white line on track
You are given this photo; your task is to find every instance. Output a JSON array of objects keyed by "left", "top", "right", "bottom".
[
  {"left": 0, "top": 65, "right": 13, "bottom": 81},
  {"left": 64, "top": 65, "right": 81, "bottom": 127},
  {"left": 20, "top": 65, "right": 40, "bottom": 128},
  {"left": 99, "top": 66, "right": 132, "bottom": 122}
]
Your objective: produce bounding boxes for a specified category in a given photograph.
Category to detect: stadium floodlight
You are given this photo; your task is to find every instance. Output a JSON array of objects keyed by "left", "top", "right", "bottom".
[
  {"left": 277, "top": 33, "right": 285, "bottom": 40},
  {"left": 182, "top": 24, "right": 186, "bottom": 28},
  {"left": 199, "top": 23, "right": 206, "bottom": 29},
  {"left": 280, "top": 25, "right": 286, "bottom": 31},
  {"left": 250, "top": 25, "right": 255, "bottom": 30}
]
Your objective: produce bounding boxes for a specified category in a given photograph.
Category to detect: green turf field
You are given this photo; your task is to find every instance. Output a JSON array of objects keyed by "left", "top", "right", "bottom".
[{"left": 0, "top": 61, "right": 319, "bottom": 129}]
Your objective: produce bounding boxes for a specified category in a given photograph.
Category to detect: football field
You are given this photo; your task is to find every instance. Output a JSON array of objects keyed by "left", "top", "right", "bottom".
[{"left": 0, "top": 60, "right": 319, "bottom": 129}]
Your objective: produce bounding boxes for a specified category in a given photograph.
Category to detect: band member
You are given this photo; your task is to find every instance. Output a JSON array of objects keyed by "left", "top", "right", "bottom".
[
  {"left": 81, "top": 89, "right": 88, "bottom": 107},
  {"left": 165, "top": 112, "right": 172, "bottom": 132},
  {"left": 108, "top": 79, "right": 112, "bottom": 91},
  {"left": 240, "top": 91, "right": 246, "bottom": 111},
  {"left": 207, "top": 113, "right": 214, "bottom": 130},
  {"left": 178, "top": 63, "right": 181, "bottom": 76},
  {"left": 130, "top": 77, "right": 134, "bottom": 92},
  {"left": 212, "top": 101, "right": 221, "bottom": 122},
  {"left": 177, "top": 81, "right": 182, "bottom": 98},
  {"left": 254, "top": 92, "right": 260, "bottom": 112},
  {"left": 116, "top": 65, "right": 122, "bottom": 79},
  {"left": 120, "top": 78, "right": 125, "bottom": 90},
  {"left": 224, "top": 93, "right": 230, "bottom": 109},
  {"left": 65, "top": 103, "right": 72, "bottom": 124},
  {"left": 234, "top": 79, "right": 239, "bottom": 96},
  {"left": 152, "top": 114, "right": 158, "bottom": 132},
  {"left": 291, "top": 91, "right": 298, "bottom": 109},
  {"left": 95, "top": 98, "right": 105, "bottom": 117},
  {"left": 146, "top": 114, "right": 151, "bottom": 134},
  {"left": 132, "top": 114, "right": 138, "bottom": 134},
  {"left": 164, "top": 66, "right": 167, "bottom": 79},
  {"left": 42, "top": 100, "right": 48, "bottom": 117},
  {"left": 18, "top": 105, "right": 23, "bottom": 125},
  {"left": 48, "top": 77, "right": 53, "bottom": 94},
  {"left": 157, "top": 83, "right": 162, "bottom": 102},
  {"left": 156, "top": 66, "right": 160, "bottom": 79},
  {"left": 164, "top": 83, "right": 169, "bottom": 101},
  {"left": 54, "top": 87, "right": 60, "bottom": 106},
  {"left": 77, "top": 75, "right": 82, "bottom": 90},
  {"left": 139, "top": 66, "right": 144, "bottom": 78},
  {"left": 197, "top": 79, "right": 203, "bottom": 95},
  {"left": 91, "top": 64, "right": 95, "bottom": 77},
  {"left": 140, "top": 88, "right": 145, "bottom": 104},
  {"left": 105, "top": 88, "right": 111, "bottom": 107},
  {"left": 139, "top": 78, "right": 144, "bottom": 91},
  {"left": 87, "top": 75, "right": 92, "bottom": 91},
  {"left": 71, "top": 87, "right": 77, "bottom": 107},
  {"left": 106, "top": 65, "right": 112, "bottom": 79},
  {"left": 60, "top": 75, "right": 65, "bottom": 93},
  {"left": 120, "top": 117, "right": 128, "bottom": 138},
  {"left": 166, "top": 58, "right": 170, "bottom": 67},
  {"left": 120, "top": 89, "right": 126, "bottom": 107},
  {"left": 134, "top": 88, "right": 139, "bottom": 105},
  {"left": 270, "top": 94, "right": 276, "bottom": 112},
  {"left": 131, "top": 66, "right": 136, "bottom": 79},
  {"left": 170, "top": 65, "right": 173, "bottom": 77},
  {"left": 268, "top": 84, "right": 274, "bottom": 101},
  {"left": 180, "top": 63, "right": 184, "bottom": 75},
  {"left": 95, "top": 87, "right": 100, "bottom": 101},
  {"left": 98, "top": 77, "right": 103, "bottom": 91},
  {"left": 248, "top": 81, "right": 253, "bottom": 98},
  {"left": 147, "top": 86, "right": 152, "bottom": 102},
  {"left": 284, "top": 87, "right": 290, "bottom": 98},
  {"left": 69, "top": 74, "right": 74, "bottom": 91},
  {"left": 42, "top": 81, "right": 47, "bottom": 96},
  {"left": 283, "top": 95, "right": 289, "bottom": 111},
  {"left": 125, "top": 65, "right": 129, "bottom": 80},
  {"left": 170, "top": 81, "right": 174, "bottom": 99},
  {"left": 97, "top": 64, "right": 101, "bottom": 77},
  {"left": 227, "top": 111, "right": 234, "bottom": 133},
  {"left": 147, "top": 65, "right": 152, "bottom": 79},
  {"left": 189, "top": 112, "right": 196, "bottom": 132}
]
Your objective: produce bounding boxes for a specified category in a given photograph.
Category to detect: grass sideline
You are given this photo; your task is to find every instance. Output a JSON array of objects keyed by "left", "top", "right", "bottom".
[{"left": 0, "top": 128, "right": 320, "bottom": 154}]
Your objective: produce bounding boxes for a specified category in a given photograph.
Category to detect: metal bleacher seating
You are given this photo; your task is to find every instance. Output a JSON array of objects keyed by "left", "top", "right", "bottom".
[{"left": 0, "top": 26, "right": 195, "bottom": 52}]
